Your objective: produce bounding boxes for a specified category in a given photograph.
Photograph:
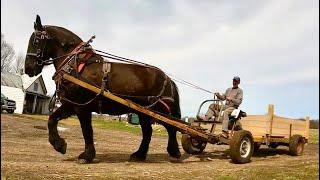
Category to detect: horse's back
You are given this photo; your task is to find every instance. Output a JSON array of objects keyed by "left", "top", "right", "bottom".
[{"left": 108, "top": 62, "right": 167, "bottom": 96}]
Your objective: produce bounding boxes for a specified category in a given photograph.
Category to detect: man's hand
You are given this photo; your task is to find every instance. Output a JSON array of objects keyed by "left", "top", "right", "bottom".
[{"left": 226, "top": 96, "right": 232, "bottom": 101}]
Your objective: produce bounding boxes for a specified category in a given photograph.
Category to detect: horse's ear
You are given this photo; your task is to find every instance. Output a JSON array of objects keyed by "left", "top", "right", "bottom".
[{"left": 34, "top": 15, "right": 44, "bottom": 31}]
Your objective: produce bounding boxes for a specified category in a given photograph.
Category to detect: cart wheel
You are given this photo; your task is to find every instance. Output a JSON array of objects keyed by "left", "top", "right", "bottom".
[
  {"left": 181, "top": 134, "right": 207, "bottom": 154},
  {"left": 229, "top": 130, "right": 254, "bottom": 164},
  {"left": 268, "top": 143, "right": 279, "bottom": 149},
  {"left": 289, "top": 135, "right": 305, "bottom": 156},
  {"left": 253, "top": 142, "right": 261, "bottom": 152}
]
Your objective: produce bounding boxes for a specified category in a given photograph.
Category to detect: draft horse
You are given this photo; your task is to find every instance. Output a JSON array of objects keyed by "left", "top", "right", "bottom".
[{"left": 25, "top": 15, "right": 181, "bottom": 163}]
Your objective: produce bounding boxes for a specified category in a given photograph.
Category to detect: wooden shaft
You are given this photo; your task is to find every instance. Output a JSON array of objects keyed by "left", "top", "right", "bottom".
[
  {"left": 268, "top": 104, "right": 274, "bottom": 135},
  {"left": 289, "top": 124, "right": 292, "bottom": 138},
  {"left": 63, "top": 73, "right": 209, "bottom": 140},
  {"left": 305, "top": 116, "right": 310, "bottom": 140}
]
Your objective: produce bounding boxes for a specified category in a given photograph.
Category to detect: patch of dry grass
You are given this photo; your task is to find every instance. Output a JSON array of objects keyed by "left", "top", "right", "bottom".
[{"left": 309, "top": 129, "right": 319, "bottom": 144}]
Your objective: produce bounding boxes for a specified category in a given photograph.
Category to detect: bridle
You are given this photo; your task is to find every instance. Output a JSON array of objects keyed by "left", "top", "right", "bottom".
[{"left": 26, "top": 29, "right": 52, "bottom": 66}]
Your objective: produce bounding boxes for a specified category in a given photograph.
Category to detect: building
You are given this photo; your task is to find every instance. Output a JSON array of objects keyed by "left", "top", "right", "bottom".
[
  {"left": 1, "top": 72, "right": 25, "bottom": 114},
  {"left": 1, "top": 72, "right": 51, "bottom": 114}
]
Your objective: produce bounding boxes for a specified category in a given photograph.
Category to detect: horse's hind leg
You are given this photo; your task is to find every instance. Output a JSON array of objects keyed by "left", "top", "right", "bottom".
[
  {"left": 130, "top": 114, "right": 152, "bottom": 161},
  {"left": 74, "top": 108, "right": 95, "bottom": 163},
  {"left": 164, "top": 125, "right": 181, "bottom": 159},
  {"left": 48, "top": 103, "right": 74, "bottom": 154}
]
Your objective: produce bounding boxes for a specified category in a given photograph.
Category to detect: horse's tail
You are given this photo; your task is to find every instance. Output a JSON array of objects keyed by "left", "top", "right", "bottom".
[{"left": 171, "top": 80, "right": 181, "bottom": 119}]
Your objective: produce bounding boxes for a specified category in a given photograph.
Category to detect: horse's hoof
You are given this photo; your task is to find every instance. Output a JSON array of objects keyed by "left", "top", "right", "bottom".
[
  {"left": 129, "top": 152, "right": 146, "bottom": 162},
  {"left": 78, "top": 151, "right": 95, "bottom": 163},
  {"left": 169, "top": 156, "right": 182, "bottom": 163},
  {"left": 52, "top": 138, "right": 67, "bottom": 154},
  {"left": 60, "top": 142, "right": 67, "bottom": 154},
  {"left": 77, "top": 159, "right": 89, "bottom": 164},
  {"left": 168, "top": 149, "right": 181, "bottom": 159}
]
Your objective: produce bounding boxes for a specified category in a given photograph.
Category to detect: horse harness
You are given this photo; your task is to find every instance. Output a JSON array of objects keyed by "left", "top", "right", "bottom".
[
  {"left": 26, "top": 30, "right": 51, "bottom": 65},
  {"left": 47, "top": 39, "right": 173, "bottom": 114}
]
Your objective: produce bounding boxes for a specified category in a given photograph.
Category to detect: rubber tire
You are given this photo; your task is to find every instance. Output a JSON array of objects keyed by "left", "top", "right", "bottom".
[
  {"left": 181, "top": 134, "right": 207, "bottom": 154},
  {"left": 7, "top": 110, "right": 14, "bottom": 114},
  {"left": 229, "top": 130, "right": 254, "bottom": 164},
  {"left": 254, "top": 142, "right": 261, "bottom": 153},
  {"left": 289, "top": 135, "right": 305, "bottom": 156}
]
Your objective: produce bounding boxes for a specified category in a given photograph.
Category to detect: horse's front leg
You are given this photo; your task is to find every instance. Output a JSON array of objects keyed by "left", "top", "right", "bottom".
[
  {"left": 74, "top": 108, "right": 95, "bottom": 163},
  {"left": 48, "top": 103, "right": 74, "bottom": 154},
  {"left": 130, "top": 114, "right": 152, "bottom": 161},
  {"left": 164, "top": 125, "right": 181, "bottom": 159}
]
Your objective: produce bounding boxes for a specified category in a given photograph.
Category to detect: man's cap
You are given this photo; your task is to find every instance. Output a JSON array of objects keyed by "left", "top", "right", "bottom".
[{"left": 233, "top": 76, "right": 240, "bottom": 82}]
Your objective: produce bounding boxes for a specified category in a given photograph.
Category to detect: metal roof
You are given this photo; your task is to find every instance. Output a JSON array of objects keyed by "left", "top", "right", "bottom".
[
  {"left": 1, "top": 72, "right": 48, "bottom": 95},
  {"left": 21, "top": 73, "right": 46, "bottom": 94},
  {"left": 1, "top": 72, "right": 23, "bottom": 89}
]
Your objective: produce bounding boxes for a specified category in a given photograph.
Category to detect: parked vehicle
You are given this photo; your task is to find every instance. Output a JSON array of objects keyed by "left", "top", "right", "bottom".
[{"left": 1, "top": 93, "right": 16, "bottom": 114}]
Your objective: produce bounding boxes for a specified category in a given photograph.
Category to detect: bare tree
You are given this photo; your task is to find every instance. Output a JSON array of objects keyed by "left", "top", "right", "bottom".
[
  {"left": 1, "top": 33, "right": 15, "bottom": 72},
  {"left": 11, "top": 52, "right": 25, "bottom": 74}
]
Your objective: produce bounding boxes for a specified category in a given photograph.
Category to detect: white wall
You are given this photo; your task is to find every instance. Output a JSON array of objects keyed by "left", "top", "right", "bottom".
[{"left": 1, "top": 85, "right": 25, "bottom": 114}]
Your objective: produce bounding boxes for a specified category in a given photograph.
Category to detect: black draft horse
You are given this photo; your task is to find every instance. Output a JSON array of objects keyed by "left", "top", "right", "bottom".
[{"left": 24, "top": 15, "right": 181, "bottom": 163}]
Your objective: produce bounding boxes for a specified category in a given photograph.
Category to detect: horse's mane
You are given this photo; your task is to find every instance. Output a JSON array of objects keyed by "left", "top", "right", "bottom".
[{"left": 45, "top": 25, "right": 83, "bottom": 47}]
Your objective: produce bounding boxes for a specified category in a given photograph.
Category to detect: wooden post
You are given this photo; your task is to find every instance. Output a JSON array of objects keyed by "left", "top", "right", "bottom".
[
  {"left": 268, "top": 104, "right": 274, "bottom": 135},
  {"left": 289, "top": 124, "right": 292, "bottom": 138},
  {"left": 305, "top": 116, "right": 310, "bottom": 140},
  {"left": 32, "top": 94, "right": 38, "bottom": 114}
]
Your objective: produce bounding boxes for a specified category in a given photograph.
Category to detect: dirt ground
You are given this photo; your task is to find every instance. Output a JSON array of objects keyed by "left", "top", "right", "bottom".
[{"left": 1, "top": 114, "right": 319, "bottom": 180}]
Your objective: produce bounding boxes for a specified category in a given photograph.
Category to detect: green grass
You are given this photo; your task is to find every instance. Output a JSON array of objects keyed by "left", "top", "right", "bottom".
[
  {"left": 309, "top": 129, "right": 319, "bottom": 144},
  {"left": 93, "top": 118, "right": 142, "bottom": 135}
]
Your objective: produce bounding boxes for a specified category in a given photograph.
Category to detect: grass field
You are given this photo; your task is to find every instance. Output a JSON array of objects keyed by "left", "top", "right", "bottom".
[{"left": 2, "top": 113, "right": 319, "bottom": 179}]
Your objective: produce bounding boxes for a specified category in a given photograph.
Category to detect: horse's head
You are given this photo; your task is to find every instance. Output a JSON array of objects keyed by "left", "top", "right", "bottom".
[
  {"left": 25, "top": 15, "right": 83, "bottom": 77},
  {"left": 25, "top": 15, "right": 52, "bottom": 77}
]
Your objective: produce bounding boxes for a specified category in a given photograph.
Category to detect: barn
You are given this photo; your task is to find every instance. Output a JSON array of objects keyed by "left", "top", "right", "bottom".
[{"left": 1, "top": 72, "right": 51, "bottom": 114}]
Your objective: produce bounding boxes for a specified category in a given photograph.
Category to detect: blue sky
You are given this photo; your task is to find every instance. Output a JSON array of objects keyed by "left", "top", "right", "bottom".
[{"left": 1, "top": 0, "right": 319, "bottom": 119}]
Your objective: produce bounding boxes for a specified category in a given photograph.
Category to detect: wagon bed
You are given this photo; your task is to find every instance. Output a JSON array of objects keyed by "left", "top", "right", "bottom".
[{"left": 241, "top": 104, "right": 309, "bottom": 144}]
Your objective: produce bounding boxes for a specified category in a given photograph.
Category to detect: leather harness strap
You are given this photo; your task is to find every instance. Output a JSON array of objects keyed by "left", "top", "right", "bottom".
[
  {"left": 77, "top": 51, "right": 94, "bottom": 73},
  {"left": 158, "top": 99, "right": 172, "bottom": 114},
  {"left": 56, "top": 42, "right": 86, "bottom": 71},
  {"left": 98, "top": 62, "right": 112, "bottom": 113}
]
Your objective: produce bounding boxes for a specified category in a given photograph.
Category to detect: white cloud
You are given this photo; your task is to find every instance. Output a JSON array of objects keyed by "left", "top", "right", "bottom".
[{"left": 1, "top": 0, "right": 318, "bottom": 119}]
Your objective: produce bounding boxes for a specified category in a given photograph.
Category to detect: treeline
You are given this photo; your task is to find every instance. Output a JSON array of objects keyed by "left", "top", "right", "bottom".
[
  {"left": 310, "top": 120, "right": 319, "bottom": 129},
  {"left": 1, "top": 33, "right": 25, "bottom": 74}
]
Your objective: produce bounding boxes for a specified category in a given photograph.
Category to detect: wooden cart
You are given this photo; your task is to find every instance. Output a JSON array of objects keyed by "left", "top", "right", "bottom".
[
  {"left": 241, "top": 104, "right": 309, "bottom": 155},
  {"left": 61, "top": 74, "right": 309, "bottom": 164}
]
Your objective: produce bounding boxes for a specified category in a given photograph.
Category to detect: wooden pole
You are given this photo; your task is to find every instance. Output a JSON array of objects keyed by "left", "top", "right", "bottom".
[
  {"left": 268, "top": 104, "right": 274, "bottom": 135},
  {"left": 62, "top": 74, "right": 209, "bottom": 140},
  {"left": 305, "top": 116, "right": 310, "bottom": 140},
  {"left": 289, "top": 124, "right": 292, "bottom": 138}
]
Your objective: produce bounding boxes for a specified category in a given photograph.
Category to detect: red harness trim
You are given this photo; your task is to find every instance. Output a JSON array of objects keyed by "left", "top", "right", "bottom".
[
  {"left": 77, "top": 51, "right": 93, "bottom": 73},
  {"left": 158, "top": 99, "right": 171, "bottom": 114}
]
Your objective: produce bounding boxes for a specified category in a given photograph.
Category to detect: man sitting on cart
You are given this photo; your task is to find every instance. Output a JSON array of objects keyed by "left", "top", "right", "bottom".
[{"left": 203, "top": 76, "right": 243, "bottom": 138}]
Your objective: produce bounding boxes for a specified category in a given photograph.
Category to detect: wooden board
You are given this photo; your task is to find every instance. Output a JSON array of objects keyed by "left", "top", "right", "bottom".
[{"left": 240, "top": 106, "right": 309, "bottom": 140}]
